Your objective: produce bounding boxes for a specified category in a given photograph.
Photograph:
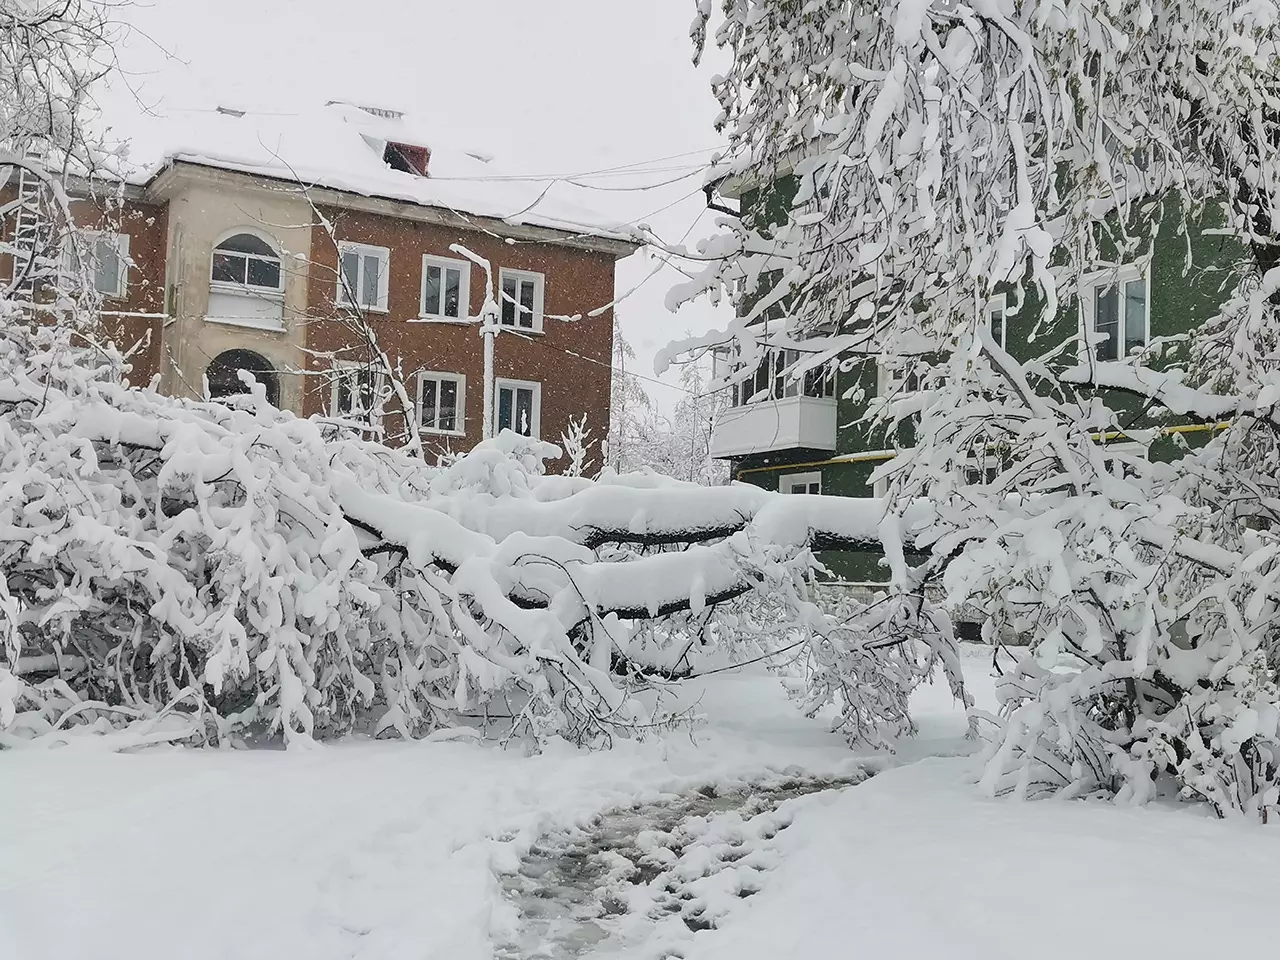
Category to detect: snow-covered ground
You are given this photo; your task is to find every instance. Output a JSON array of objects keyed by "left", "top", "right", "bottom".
[{"left": 2, "top": 648, "right": 1275, "bottom": 959}]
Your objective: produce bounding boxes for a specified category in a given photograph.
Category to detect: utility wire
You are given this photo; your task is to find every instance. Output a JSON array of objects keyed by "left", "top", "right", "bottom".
[
  {"left": 504, "top": 327, "right": 697, "bottom": 395},
  {"left": 496, "top": 202, "right": 718, "bottom": 398},
  {"left": 162, "top": 110, "right": 723, "bottom": 183}
]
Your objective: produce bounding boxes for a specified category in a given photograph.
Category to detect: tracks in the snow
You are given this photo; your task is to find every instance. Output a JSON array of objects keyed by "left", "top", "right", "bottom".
[{"left": 494, "top": 772, "right": 869, "bottom": 960}]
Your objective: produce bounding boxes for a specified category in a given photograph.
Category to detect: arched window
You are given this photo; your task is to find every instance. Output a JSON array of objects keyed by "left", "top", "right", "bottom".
[
  {"left": 211, "top": 233, "right": 282, "bottom": 291},
  {"left": 207, "top": 231, "right": 285, "bottom": 329},
  {"left": 206, "top": 349, "right": 280, "bottom": 407}
]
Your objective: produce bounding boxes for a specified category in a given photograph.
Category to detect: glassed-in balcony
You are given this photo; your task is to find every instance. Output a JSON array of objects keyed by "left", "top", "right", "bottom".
[{"left": 709, "top": 347, "right": 837, "bottom": 460}]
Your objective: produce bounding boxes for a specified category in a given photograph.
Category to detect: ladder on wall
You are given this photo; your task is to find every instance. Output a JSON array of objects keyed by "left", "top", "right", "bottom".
[{"left": 10, "top": 143, "right": 49, "bottom": 300}]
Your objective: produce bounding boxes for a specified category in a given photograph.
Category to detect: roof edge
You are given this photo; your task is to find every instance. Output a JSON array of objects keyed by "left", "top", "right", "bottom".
[{"left": 147, "top": 159, "right": 643, "bottom": 259}]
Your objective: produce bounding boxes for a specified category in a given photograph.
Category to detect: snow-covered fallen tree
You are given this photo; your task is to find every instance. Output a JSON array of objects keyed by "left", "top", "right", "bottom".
[
  {"left": 0, "top": 0, "right": 968, "bottom": 752},
  {"left": 0, "top": 324, "right": 966, "bottom": 749}
]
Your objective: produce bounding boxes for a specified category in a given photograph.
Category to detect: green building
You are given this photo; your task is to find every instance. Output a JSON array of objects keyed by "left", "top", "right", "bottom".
[{"left": 708, "top": 175, "right": 1242, "bottom": 584}]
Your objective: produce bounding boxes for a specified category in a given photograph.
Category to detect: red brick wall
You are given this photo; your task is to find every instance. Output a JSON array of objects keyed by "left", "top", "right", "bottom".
[
  {"left": 76, "top": 199, "right": 169, "bottom": 388},
  {"left": 304, "top": 207, "right": 617, "bottom": 470},
  {"left": 0, "top": 185, "right": 167, "bottom": 388}
]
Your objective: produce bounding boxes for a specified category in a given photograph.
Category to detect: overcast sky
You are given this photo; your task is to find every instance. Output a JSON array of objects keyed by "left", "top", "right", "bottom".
[{"left": 102, "top": 0, "right": 735, "bottom": 409}]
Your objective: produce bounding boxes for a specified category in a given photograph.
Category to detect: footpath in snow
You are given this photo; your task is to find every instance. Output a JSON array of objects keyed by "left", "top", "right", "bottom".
[{"left": 3, "top": 648, "right": 1277, "bottom": 959}]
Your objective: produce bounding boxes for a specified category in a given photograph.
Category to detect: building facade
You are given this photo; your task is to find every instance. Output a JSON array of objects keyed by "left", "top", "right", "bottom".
[
  {"left": 709, "top": 178, "right": 1243, "bottom": 580},
  {"left": 3, "top": 103, "right": 638, "bottom": 468}
]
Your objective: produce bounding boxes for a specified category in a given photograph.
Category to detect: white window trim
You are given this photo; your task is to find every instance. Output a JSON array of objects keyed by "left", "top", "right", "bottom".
[
  {"left": 337, "top": 241, "right": 391, "bottom": 313},
  {"left": 780, "top": 471, "right": 822, "bottom": 495},
  {"left": 1101, "top": 440, "right": 1148, "bottom": 477},
  {"left": 205, "top": 314, "right": 287, "bottom": 334},
  {"left": 1079, "top": 261, "right": 1150, "bottom": 362},
  {"left": 497, "top": 267, "right": 546, "bottom": 333},
  {"left": 959, "top": 450, "right": 1003, "bottom": 488},
  {"left": 494, "top": 377, "right": 542, "bottom": 439},
  {"left": 417, "top": 254, "right": 472, "bottom": 322},
  {"left": 986, "top": 293, "right": 1007, "bottom": 350},
  {"left": 416, "top": 370, "right": 467, "bottom": 436},
  {"left": 65, "top": 230, "right": 130, "bottom": 299},
  {"left": 327, "top": 361, "right": 385, "bottom": 419},
  {"left": 209, "top": 231, "right": 284, "bottom": 300},
  {"left": 877, "top": 358, "right": 920, "bottom": 398}
]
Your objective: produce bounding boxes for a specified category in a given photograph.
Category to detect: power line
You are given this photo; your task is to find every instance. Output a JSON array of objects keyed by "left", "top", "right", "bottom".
[
  {"left": 504, "top": 327, "right": 697, "bottom": 395},
  {"left": 498, "top": 203, "right": 720, "bottom": 398},
  {"left": 564, "top": 169, "right": 707, "bottom": 193},
  {"left": 161, "top": 109, "right": 723, "bottom": 183}
]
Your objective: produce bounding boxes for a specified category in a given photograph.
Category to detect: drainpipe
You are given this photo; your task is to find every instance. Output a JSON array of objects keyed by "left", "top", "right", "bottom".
[
  {"left": 449, "top": 243, "right": 498, "bottom": 440},
  {"left": 482, "top": 311, "right": 496, "bottom": 440}
]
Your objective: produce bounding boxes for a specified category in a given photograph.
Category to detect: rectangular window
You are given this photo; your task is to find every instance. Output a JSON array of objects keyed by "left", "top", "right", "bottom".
[
  {"left": 420, "top": 255, "right": 470, "bottom": 321},
  {"left": 780, "top": 471, "right": 822, "bottom": 495},
  {"left": 1102, "top": 440, "right": 1147, "bottom": 479},
  {"left": 417, "top": 371, "right": 465, "bottom": 434},
  {"left": 728, "top": 347, "right": 835, "bottom": 407},
  {"left": 65, "top": 231, "right": 129, "bottom": 298},
  {"left": 880, "top": 360, "right": 922, "bottom": 398},
  {"left": 498, "top": 268, "right": 545, "bottom": 331},
  {"left": 495, "top": 378, "right": 541, "bottom": 438},
  {"left": 962, "top": 447, "right": 1003, "bottom": 487},
  {"left": 986, "top": 294, "right": 1007, "bottom": 349},
  {"left": 964, "top": 464, "right": 1000, "bottom": 487},
  {"left": 337, "top": 242, "right": 390, "bottom": 312},
  {"left": 1083, "top": 264, "right": 1148, "bottom": 361},
  {"left": 329, "top": 364, "right": 381, "bottom": 418}
]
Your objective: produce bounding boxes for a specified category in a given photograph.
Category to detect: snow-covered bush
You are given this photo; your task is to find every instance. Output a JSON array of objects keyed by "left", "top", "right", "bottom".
[
  {"left": 682, "top": 0, "right": 1280, "bottom": 817},
  {"left": 0, "top": 321, "right": 962, "bottom": 748}
]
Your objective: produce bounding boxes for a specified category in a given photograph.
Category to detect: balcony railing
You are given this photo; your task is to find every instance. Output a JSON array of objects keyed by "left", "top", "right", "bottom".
[{"left": 710, "top": 394, "right": 837, "bottom": 459}]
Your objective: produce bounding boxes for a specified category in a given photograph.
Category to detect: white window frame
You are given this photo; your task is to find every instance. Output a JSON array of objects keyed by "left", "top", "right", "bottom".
[
  {"left": 727, "top": 347, "right": 835, "bottom": 407},
  {"left": 64, "top": 230, "right": 130, "bottom": 299},
  {"left": 417, "top": 255, "right": 471, "bottom": 322},
  {"left": 1101, "top": 440, "right": 1148, "bottom": 479},
  {"left": 960, "top": 449, "right": 1004, "bottom": 488},
  {"left": 337, "top": 242, "right": 391, "bottom": 313},
  {"left": 416, "top": 371, "right": 466, "bottom": 436},
  {"left": 497, "top": 268, "right": 545, "bottom": 332},
  {"left": 986, "top": 293, "right": 1007, "bottom": 350},
  {"left": 780, "top": 471, "right": 822, "bottom": 495},
  {"left": 878, "top": 358, "right": 921, "bottom": 398},
  {"left": 494, "top": 377, "right": 542, "bottom": 439},
  {"left": 1080, "top": 261, "right": 1150, "bottom": 362},
  {"left": 327, "top": 361, "right": 385, "bottom": 420},
  {"left": 209, "top": 230, "right": 284, "bottom": 298}
]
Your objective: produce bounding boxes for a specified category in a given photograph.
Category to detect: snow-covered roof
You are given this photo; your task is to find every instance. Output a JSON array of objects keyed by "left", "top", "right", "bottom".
[{"left": 111, "top": 102, "right": 642, "bottom": 248}]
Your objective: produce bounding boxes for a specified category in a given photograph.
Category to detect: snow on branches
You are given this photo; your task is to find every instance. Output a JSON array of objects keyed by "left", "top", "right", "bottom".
[
  {"left": 0, "top": 326, "right": 960, "bottom": 750},
  {"left": 686, "top": 1, "right": 1280, "bottom": 817}
]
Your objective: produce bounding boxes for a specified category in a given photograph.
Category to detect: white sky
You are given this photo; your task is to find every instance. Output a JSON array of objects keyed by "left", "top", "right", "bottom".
[{"left": 100, "top": 0, "right": 735, "bottom": 409}]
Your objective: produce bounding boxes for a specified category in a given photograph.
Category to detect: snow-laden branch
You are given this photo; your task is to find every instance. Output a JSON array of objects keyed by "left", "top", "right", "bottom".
[
  {"left": 0, "top": 326, "right": 958, "bottom": 751},
  {"left": 339, "top": 481, "right": 921, "bottom": 622},
  {"left": 682, "top": 0, "right": 1280, "bottom": 819},
  {"left": 1060, "top": 362, "right": 1245, "bottom": 422}
]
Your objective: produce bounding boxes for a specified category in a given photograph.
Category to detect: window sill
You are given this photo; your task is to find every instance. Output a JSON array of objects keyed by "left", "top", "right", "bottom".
[
  {"left": 205, "top": 315, "right": 287, "bottom": 334},
  {"left": 210, "top": 281, "right": 284, "bottom": 301},
  {"left": 499, "top": 323, "right": 544, "bottom": 335},
  {"left": 421, "top": 428, "right": 467, "bottom": 438},
  {"left": 412, "top": 315, "right": 471, "bottom": 325},
  {"left": 337, "top": 302, "right": 389, "bottom": 315}
]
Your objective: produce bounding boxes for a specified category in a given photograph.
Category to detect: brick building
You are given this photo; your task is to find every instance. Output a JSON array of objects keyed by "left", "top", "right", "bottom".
[{"left": 5, "top": 101, "right": 639, "bottom": 463}]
